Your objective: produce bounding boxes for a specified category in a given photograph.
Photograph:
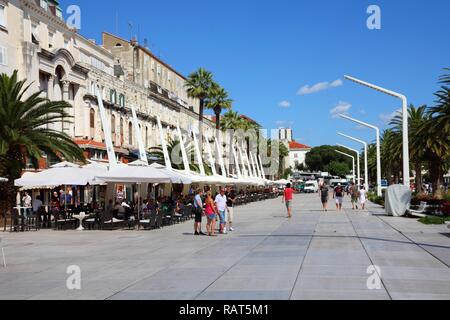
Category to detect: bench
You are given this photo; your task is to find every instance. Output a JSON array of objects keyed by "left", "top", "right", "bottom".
[{"left": 407, "top": 201, "right": 428, "bottom": 218}]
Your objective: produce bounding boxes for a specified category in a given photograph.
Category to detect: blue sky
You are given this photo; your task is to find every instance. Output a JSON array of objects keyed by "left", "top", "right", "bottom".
[{"left": 61, "top": 0, "right": 450, "bottom": 148}]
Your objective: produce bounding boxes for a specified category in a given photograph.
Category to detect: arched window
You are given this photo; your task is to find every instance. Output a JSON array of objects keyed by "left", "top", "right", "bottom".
[
  {"left": 128, "top": 122, "right": 133, "bottom": 145},
  {"left": 145, "top": 126, "right": 149, "bottom": 148},
  {"left": 90, "top": 109, "right": 95, "bottom": 129},
  {"left": 120, "top": 118, "right": 124, "bottom": 144},
  {"left": 110, "top": 89, "right": 117, "bottom": 104},
  {"left": 111, "top": 114, "right": 116, "bottom": 134},
  {"left": 119, "top": 94, "right": 125, "bottom": 107}
]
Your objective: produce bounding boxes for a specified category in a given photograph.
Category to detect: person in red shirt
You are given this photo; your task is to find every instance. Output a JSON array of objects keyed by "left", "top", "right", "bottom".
[{"left": 282, "top": 183, "right": 294, "bottom": 218}]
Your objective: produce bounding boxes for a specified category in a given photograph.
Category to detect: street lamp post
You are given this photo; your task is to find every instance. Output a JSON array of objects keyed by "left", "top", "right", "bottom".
[
  {"left": 338, "top": 144, "right": 361, "bottom": 187},
  {"left": 339, "top": 114, "right": 382, "bottom": 196},
  {"left": 334, "top": 150, "right": 356, "bottom": 185},
  {"left": 338, "top": 133, "right": 369, "bottom": 191},
  {"left": 344, "top": 75, "right": 409, "bottom": 187}
]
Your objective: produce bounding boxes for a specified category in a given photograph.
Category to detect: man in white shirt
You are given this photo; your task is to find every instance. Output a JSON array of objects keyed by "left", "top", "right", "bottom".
[
  {"left": 22, "top": 192, "right": 32, "bottom": 218},
  {"left": 215, "top": 188, "right": 229, "bottom": 234}
]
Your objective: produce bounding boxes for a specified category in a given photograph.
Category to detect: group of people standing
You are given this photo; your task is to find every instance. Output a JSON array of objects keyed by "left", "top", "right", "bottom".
[
  {"left": 319, "top": 182, "right": 367, "bottom": 212},
  {"left": 193, "top": 187, "right": 236, "bottom": 237}
]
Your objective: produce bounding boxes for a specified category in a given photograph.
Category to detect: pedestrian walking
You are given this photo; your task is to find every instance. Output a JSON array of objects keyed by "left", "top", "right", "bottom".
[
  {"left": 215, "top": 188, "right": 229, "bottom": 234},
  {"left": 193, "top": 189, "right": 206, "bottom": 236},
  {"left": 226, "top": 187, "right": 236, "bottom": 231},
  {"left": 282, "top": 183, "right": 294, "bottom": 218},
  {"left": 350, "top": 183, "right": 359, "bottom": 210},
  {"left": 333, "top": 183, "right": 344, "bottom": 211},
  {"left": 359, "top": 186, "right": 367, "bottom": 210},
  {"left": 319, "top": 183, "right": 329, "bottom": 212}
]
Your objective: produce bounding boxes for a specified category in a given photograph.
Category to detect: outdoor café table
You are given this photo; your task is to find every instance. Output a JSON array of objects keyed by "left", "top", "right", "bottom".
[{"left": 73, "top": 212, "right": 89, "bottom": 231}]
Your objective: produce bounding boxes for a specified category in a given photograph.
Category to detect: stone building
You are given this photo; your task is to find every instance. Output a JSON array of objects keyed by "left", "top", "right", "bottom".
[{"left": 0, "top": 0, "right": 217, "bottom": 168}]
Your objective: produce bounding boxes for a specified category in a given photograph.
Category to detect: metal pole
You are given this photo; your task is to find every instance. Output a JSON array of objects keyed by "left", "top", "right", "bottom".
[
  {"left": 338, "top": 133, "right": 369, "bottom": 191},
  {"left": 334, "top": 150, "right": 355, "bottom": 184},
  {"left": 338, "top": 144, "right": 361, "bottom": 187},
  {"left": 339, "top": 114, "right": 382, "bottom": 196},
  {"left": 344, "top": 75, "right": 409, "bottom": 187}
]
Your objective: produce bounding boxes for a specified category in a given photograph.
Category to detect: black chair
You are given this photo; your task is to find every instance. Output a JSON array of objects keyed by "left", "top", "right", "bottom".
[
  {"left": 139, "top": 210, "right": 157, "bottom": 230},
  {"left": 101, "top": 209, "right": 126, "bottom": 230},
  {"left": 163, "top": 208, "right": 175, "bottom": 226},
  {"left": 181, "top": 205, "right": 192, "bottom": 222},
  {"left": 84, "top": 211, "right": 100, "bottom": 230},
  {"left": 10, "top": 208, "right": 23, "bottom": 232},
  {"left": 155, "top": 210, "right": 164, "bottom": 229}
]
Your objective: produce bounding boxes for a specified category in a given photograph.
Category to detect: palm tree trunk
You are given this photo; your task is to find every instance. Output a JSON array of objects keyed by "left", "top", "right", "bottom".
[
  {"left": 198, "top": 99, "right": 204, "bottom": 153},
  {"left": 0, "top": 180, "right": 17, "bottom": 230},
  {"left": 429, "top": 157, "right": 444, "bottom": 197},
  {"left": 414, "top": 162, "right": 423, "bottom": 193}
]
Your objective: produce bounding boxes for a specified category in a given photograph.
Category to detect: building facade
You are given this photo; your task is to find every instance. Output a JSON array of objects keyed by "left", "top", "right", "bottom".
[
  {"left": 0, "top": 0, "right": 217, "bottom": 169},
  {"left": 288, "top": 141, "right": 311, "bottom": 169}
]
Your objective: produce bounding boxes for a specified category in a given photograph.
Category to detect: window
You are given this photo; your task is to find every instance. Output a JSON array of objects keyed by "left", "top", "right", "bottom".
[
  {"left": 0, "top": 46, "right": 6, "bottom": 66},
  {"left": 89, "top": 109, "right": 95, "bottom": 129},
  {"left": 120, "top": 118, "right": 124, "bottom": 144},
  {"left": 157, "top": 64, "right": 161, "bottom": 76},
  {"left": 40, "top": 0, "right": 48, "bottom": 11},
  {"left": 128, "top": 122, "right": 133, "bottom": 145},
  {"left": 0, "top": 4, "right": 6, "bottom": 28},
  {"left": 110, "top": 89, "right": 117, "bottom": 104},
  {"left": 145, "top": 127, "right": 149, "bottom": 148},
  {"left": 56, "top": 8, "right": 63, "bottom": 20},
  {"left": 119, "top": 94, "right": 125, "bottom": 107},
  {"left": 111, "top": 115, "right": 116, "bottom": 134},
  {"left": 48, "top": 32, "right": 54, "bottom": 48}
]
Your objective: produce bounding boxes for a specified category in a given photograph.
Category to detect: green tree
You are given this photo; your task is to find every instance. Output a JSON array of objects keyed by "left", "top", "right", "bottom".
[
  {"left": 305, "top": 145, "right": 352, "bottom": 174},
  {"left": 390, "top": 104, "right": 429, "bottom": 190},
  {"left": 148, "top": 138, "right": 205, "bottom": 174},
  {"left": 185, "top": 68, "right": 214, "bottom": 149},
  {"left": 206, "top": 83, "right": 233, "bottom": 131},
  {"left": 326, "top": 161, "right": 351, "bottom": 177},
  {"left": 419, "top": 69, "right": 450, "bottom": 195},
  {"left": 0, "top": 70, "right": 85, "bottom": 216}
]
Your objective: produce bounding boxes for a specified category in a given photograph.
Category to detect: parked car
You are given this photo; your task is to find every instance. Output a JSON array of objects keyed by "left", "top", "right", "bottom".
[{"left": 304, "top": 180, "right": 319, "bottom": 193}]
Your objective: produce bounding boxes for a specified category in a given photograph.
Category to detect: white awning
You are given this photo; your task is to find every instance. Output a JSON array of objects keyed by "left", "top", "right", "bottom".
[
  {"left": 95, "top": 164, "right": 172, "bottom": 184},
  {"left": 15, "top": 162, "right": 108, "bottom": 189}
]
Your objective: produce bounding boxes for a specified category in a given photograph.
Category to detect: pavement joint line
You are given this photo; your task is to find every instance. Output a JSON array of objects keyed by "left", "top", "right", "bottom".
[
  {"left": 106, "top": 198, "right": 285, "bottom": 300},
  {"left": 372, "top": 213, "right": 450, "bottom": 269},
  {"left": 288, "top": 213, "right": 321, "bottom": 300},
  {"left": 193, "top": 204, "right": 291, "bottom": 300},
  {"left": 344, "top": 210, "right": 393, "bottom": 300}
]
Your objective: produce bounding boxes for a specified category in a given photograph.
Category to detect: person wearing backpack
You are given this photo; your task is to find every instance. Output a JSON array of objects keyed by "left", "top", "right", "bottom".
[{"left": 333, "top": 183, "right": 345, "bottom": 211}]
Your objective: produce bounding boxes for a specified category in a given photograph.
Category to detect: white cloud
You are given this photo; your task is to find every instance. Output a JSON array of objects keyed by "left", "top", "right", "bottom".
[
  {"left": 278, "top": 100, "right": 291, "bottom": 108},
  {"left": 297, "top": 79, "right": 343, "bottom": 95},
  {"left": 379, "top": 109, "right": 401, "bottom": 125},
  {"left": 330, "top": 101, "right": 352, "bottom": 119}
]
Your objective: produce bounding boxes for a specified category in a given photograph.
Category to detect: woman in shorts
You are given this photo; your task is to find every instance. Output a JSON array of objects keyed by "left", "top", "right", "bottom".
[{"left": 205, "top": 192, "right": 218, "bottom": 237}]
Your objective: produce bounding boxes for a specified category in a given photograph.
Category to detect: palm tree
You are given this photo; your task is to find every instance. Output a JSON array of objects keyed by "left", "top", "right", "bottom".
[
  {"left": 185, "top": 68, "right": 214, "bottom": 149},
  {"left": 419, "top": 69, "right": 450, "bottom": 195},
  {"left": 148, "top": 138, "right": 202, "bottom": 173},
  {"left": 220, "top": 110, "right": 241, "bottom": 131},
  {"left": 380, "top": 129, "right": 402, "bottom": 185},
  {"left": 390, "top": 104, "right": 429, "bottom": 190},
  {"left": 0, "top": 70, "right": 85, "bottom": 216},
  {"left": 206, "top": 83, "right": 233, "bottom": 131}
]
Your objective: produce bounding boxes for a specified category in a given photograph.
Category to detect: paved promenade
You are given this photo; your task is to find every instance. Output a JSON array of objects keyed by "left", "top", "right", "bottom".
[{"left": 1, "top": 194, "right": 449, "bottom": 300}]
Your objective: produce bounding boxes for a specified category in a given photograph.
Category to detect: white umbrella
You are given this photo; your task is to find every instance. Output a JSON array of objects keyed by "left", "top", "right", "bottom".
[
  {"left": 95, "top": 164, "right": 172, "bottom": 184},
  {"left": 149, "top": 163, "right": 192, "bottom": 184},
  {"left": 15, "top": 162, "right": 106, "bottom": 189}
]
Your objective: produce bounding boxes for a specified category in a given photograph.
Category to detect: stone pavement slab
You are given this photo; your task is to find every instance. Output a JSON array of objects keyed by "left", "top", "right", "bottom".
[{"left": 0, "top": 194, "right": 449, "bottom": 300}]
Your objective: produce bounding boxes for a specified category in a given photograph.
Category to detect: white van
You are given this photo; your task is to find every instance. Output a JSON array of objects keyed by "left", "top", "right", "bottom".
[{"left": 304, "top": 180, "right": 319, "bottom": 193}]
